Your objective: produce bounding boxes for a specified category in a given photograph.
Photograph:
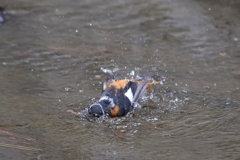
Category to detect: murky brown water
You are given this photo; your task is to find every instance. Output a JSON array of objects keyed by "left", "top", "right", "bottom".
[{"left": 0, "top": 0, "right": 240, "bottom": 159}]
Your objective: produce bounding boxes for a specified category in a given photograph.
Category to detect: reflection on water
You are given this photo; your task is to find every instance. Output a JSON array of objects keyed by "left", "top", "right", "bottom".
[{"left": 0, "top": 0, "right": 240, "bottom": 159}]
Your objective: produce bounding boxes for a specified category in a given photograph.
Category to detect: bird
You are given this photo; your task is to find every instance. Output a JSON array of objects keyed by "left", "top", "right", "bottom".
[{"left": 87, "top": 70, "right": 159, "bottom": 117}]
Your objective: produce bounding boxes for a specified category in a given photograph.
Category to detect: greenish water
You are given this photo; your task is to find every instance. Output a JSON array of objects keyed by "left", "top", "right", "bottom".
[{"left": 0, "top": 0, "right": 240, "bottom": 159}]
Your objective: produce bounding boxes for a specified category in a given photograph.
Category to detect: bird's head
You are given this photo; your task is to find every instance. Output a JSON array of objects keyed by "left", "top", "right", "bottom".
[{"left": 87, "top": 101, "right": 110, "bottom": 117}]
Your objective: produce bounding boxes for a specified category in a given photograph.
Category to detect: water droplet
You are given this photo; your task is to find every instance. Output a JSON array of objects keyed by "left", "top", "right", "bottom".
[
  {"left": 226, "top": 101, "right": 230, "bottom": 105},
  {"left": 130, "top": 70, "right": 135, "bottom": 76},
  {"left": 182, "top": 90, "right": 187, "bottom": 93},
  {"left": 233, "top": 37, "right": 238, "bottom": 41},
  {"left": 65, "top": 87, "right": 70, "bottom": 91}
]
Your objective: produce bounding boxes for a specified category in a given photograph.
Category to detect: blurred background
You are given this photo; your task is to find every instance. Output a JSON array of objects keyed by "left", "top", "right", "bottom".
[{"left": 0, "top": 0, "right": 240, "bottom": 159}]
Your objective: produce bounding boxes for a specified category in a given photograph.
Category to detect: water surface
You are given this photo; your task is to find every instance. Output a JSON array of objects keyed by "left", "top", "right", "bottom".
[{"left": 0, "top": 0, "right": 240, "bottom": 159}]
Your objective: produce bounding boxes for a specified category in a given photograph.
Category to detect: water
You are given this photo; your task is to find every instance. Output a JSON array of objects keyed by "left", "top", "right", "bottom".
[{"left": 0, "top": 0, "right": 240, "bottom": 159}]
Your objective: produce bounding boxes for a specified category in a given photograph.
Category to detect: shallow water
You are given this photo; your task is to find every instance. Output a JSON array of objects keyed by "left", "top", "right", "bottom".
[{"left": 0, "top": 0, "right": 240, "bottom": 159}]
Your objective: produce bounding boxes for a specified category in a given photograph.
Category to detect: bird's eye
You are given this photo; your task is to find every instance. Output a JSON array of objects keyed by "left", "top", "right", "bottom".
[{"left": 88, "top": 110, "right": 92, "bottom": 115}]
